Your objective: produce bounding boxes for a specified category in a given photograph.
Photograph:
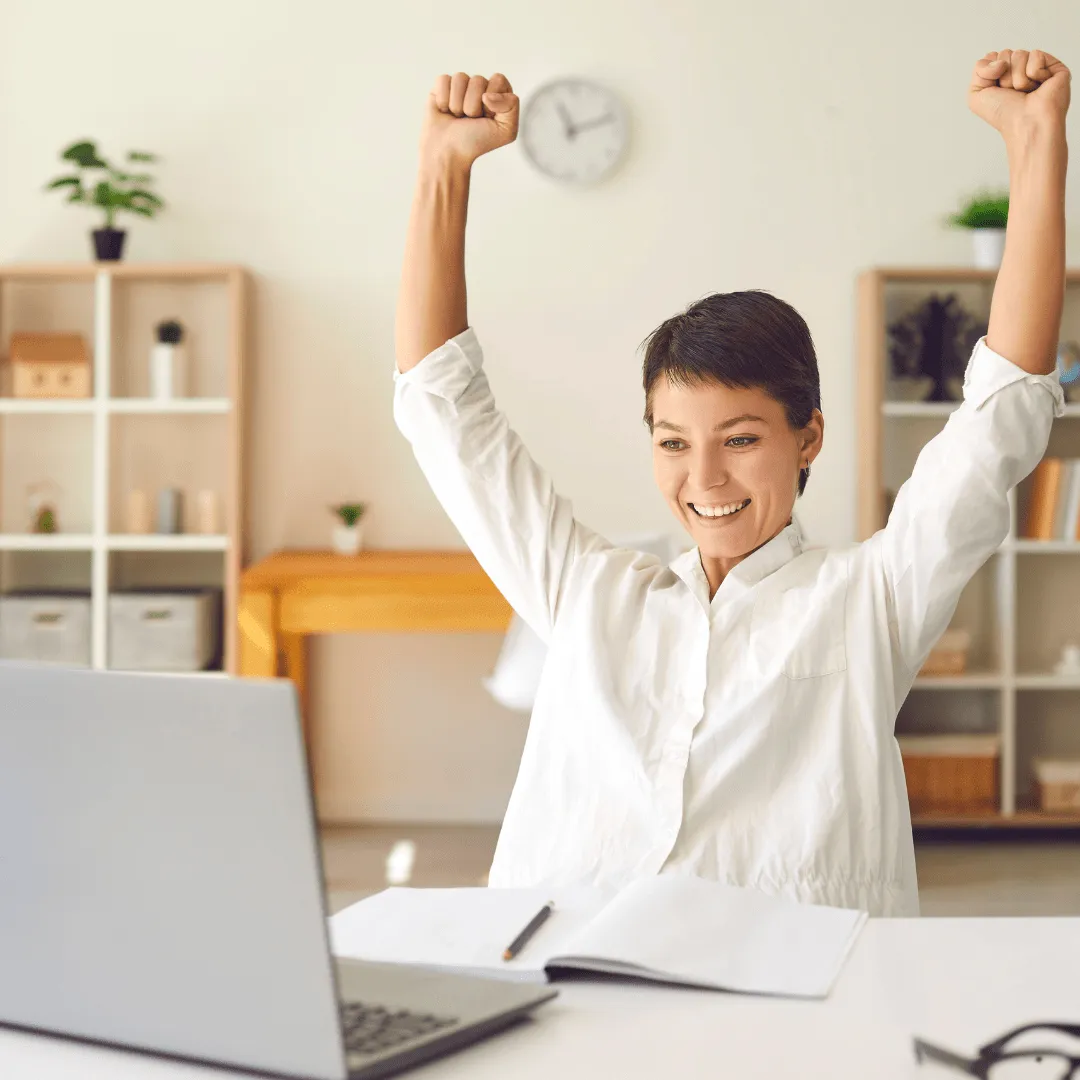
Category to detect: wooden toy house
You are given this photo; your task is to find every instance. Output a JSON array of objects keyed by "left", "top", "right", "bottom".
[{"left": 9, "top": 332, "right": 91, "bottom": 398}]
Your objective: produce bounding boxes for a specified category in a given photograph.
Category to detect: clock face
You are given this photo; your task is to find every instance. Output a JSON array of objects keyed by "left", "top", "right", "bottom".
[{"left": 520, "top": 78, "right": 628, "bottom": 185}]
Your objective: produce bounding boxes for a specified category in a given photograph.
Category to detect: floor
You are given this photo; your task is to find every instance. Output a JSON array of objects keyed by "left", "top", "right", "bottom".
[{"left": 320, "top": 823, "right": 1080, "bottom": 917}]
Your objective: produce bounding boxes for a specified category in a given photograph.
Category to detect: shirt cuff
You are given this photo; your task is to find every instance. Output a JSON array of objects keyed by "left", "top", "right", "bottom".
[
  {"left": 962, "top": 335, "right": 1066, "bottom": 418},
  {"left": 392, "top": 325, "right": 484, "bottom": 403}
]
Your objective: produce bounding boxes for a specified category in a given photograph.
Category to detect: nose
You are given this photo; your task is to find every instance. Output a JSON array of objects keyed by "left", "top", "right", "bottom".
[{"left": 687, "top": 447, "right": 729, "bottom": 493}]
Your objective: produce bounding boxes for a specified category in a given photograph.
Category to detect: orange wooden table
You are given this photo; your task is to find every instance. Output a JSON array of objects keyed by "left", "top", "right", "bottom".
[{"left": 238, "top": 550, "right": 513, "bottom": 754}]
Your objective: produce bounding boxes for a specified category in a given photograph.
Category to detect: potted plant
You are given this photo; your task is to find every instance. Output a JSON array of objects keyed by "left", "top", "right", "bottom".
[
  {"left": 331, "top": 503, "right": 367, "bottom": 554},
  {"left": 45, "top": 140, "right": 165, "bottom": 261},
  {"left": 947, "top": 189, "right": 1009, "bottom": 270}
]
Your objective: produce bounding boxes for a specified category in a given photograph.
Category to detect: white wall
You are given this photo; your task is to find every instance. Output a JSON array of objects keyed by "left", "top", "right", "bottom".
[{"left": 2, "top": 0, "right": 1078, "bottom": 821}]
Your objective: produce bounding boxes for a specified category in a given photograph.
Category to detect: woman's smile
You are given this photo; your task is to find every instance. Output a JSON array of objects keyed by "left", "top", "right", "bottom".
[{"left": 688, "top": 497, "right": 752, "bottom": 521}]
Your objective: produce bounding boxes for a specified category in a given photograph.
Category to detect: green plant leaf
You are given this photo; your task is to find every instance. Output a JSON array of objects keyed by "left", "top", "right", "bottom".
[
  {"left": 92, "top": 180, "right": 119, "bottom": 208},
  {"left": 62, "top": 140, "right": 109, "bottom": 169},
  {"left": 128, "top": 204, "right": 155, "bottom": 217},
  {"left": 949, "top": 189, "right": 1009, "bottom": 229},
  {"left": 45, "top": 175, "right": 82, "bottom": 190},
  {"left": 127, "top": 151, "right": 157, "bottom": 163},
  {"left": 332, "top": 503, "right": 367, "bottom": 526},
  {"left": 129, "top": 189, "right": 164, "bottom": 208}
]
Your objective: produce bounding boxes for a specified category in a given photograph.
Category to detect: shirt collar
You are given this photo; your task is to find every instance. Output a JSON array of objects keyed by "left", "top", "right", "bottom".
[{"left": 669, "top": 516, "right": 805, "bottom": 608}]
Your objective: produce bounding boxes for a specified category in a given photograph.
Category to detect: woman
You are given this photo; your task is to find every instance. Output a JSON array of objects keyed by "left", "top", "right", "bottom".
[{"left": 394, "top": 51, "right": 1070, "bottom": 916}]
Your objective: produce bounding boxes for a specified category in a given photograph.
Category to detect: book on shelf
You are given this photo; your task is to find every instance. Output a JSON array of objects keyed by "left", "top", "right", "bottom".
[{"left": 1023, "top": 457, "right": 1080, "bottom": 541}]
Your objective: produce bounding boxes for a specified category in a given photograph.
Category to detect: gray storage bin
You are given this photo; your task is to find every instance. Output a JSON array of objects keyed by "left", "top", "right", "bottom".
[
  {"left": 0, "top": 591, "right": 92, "bottom": 666},
  {"left": 108, "top": 589, "right": 220, "bottom": 672}
]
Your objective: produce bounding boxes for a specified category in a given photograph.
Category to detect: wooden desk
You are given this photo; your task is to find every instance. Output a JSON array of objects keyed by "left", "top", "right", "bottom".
[{"left": 238, "top": 549, "right": 513, "bottom": 751}]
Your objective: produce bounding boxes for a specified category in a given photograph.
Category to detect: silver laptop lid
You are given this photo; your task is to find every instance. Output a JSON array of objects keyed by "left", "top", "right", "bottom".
[{"left": 0, "top": 662, "right": 346, "bottom": 1080}]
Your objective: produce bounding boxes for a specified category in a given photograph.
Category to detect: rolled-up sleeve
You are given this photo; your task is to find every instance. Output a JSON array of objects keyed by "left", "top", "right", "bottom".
[
  {"left": 393, "top": 327, "right": 608, "bottom": 642},
  {"left": 867, "top": 335, "right": 1065, "bottom": 677}
]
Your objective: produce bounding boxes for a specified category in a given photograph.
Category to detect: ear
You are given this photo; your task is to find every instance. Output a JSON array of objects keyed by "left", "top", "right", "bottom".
[{"left": 799, "top": 409, "right": 825, "bottom": 466}]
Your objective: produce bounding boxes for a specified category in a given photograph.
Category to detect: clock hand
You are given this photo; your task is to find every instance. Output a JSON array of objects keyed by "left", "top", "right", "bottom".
[
  {"left": 556, "top": 100, "right": 577, "bottom": 140},
  {"left": 572, "top": 112, "right": 616, "bottom": 135}
]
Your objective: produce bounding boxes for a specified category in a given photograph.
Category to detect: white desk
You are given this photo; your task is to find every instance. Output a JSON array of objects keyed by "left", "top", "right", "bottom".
[{"left": 0, "top": 918, "right": 1076, "bottom": 1079}]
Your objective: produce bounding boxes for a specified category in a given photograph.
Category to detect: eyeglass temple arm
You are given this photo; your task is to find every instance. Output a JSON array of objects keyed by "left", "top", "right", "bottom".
[{"left": 913, "top": 1037, "right": 981, "bottom": 1076}]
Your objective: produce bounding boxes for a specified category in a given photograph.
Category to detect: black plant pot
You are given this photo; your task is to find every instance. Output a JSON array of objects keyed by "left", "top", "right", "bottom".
[{"left": 92, "top": 228, "right": 126, "bottom": 261}]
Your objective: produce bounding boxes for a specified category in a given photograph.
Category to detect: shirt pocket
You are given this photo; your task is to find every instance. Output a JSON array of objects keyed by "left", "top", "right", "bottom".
[{"left": 750, "top": 575, "right": 848, "bottom": 680}]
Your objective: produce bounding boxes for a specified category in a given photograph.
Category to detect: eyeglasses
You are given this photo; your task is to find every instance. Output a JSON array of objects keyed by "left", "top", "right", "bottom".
[{"left": 915, "top": 1023, "right": 1080, "bottom": 1078}]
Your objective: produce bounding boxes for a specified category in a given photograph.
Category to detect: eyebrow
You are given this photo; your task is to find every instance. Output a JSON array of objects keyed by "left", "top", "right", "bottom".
[{"left": 653, "top": 414, "right": 768, "bottom": 434}]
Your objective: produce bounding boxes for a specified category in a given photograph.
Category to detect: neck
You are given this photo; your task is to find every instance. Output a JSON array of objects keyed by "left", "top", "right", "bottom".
[{"left": 700, "top": 518, "right": 794, "bottom": 600}]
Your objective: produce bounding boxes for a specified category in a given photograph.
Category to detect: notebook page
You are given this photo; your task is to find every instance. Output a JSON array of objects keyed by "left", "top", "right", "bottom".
[
  {"left": 329, "top": 886, "right": 606, "bottom": 981},
  {"left": 549, "top": 875, "right": 866, "bottom": 998}
]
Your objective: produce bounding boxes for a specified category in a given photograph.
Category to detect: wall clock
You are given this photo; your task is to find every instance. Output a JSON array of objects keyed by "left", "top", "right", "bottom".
[{"left": 520, "top": 78, "right": 629, "bottom": 185}]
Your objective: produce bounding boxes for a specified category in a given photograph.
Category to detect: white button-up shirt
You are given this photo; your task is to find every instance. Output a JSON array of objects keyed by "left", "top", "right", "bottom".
[{"left": 393, "top": 328, "right": 1063, "bottom": 916}]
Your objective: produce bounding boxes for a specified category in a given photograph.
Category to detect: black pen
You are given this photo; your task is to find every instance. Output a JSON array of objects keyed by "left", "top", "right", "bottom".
[{"left": 502, "top": 901, "right": 554, "bottom": 961}]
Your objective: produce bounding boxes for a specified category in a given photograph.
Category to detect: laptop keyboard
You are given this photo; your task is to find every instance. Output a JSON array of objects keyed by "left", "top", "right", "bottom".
[{"left": 340, "top": 1000, "right": 459, "bottom": 1058}]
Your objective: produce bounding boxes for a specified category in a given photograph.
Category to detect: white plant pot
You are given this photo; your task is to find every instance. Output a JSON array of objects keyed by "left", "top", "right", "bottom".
[
  {"left": 971, "top": 228, "right": 1006, "bottom": 270},
  {"left": 332, "top": 523, "right": 363, "bottom": 555},
  {"left": 149, "top": 343, "right": 188, "bottom": 399}
]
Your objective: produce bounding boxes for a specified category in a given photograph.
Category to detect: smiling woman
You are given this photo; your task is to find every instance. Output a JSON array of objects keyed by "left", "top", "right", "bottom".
[
  {"left": 393, "top": 55, "right": 1070, "bottom": 917},
  {"left": 642, "top": 291, "right": 824, "bottom": 595}
]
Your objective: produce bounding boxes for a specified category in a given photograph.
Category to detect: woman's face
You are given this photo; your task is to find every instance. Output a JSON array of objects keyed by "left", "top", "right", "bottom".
[{"left": 650, "top": 377, "right": 823, "bottom": 563}]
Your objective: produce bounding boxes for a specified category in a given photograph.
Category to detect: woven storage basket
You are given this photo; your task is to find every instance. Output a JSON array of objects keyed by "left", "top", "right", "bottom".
[
  {"left": 897, "top": 733, "right": 1000, "bottom": 815},
  {"left": 1033, "top": 759, "right": 1080, "bottom": 813}
]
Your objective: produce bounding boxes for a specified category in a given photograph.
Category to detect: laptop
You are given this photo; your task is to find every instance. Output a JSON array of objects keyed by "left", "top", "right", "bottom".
[{"left": 0, "top": 661, "right": 556, "bottom": 1078}]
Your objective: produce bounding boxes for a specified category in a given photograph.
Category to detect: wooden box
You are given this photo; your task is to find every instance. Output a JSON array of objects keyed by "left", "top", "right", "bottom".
[
  {"left": 898, "top": 733, "right": 1000, "bottom": 815},
  {"left": 1033, "top": 758, "right": 1080, "bottom": 813},
  {"left": 9, "top": 332, "right": 91, "bottom": 399},
  {"left": 917, "top": 628, "right": 972, "bottom": 677}
]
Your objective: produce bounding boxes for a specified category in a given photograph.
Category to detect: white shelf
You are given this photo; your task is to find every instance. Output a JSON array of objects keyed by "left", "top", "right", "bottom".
[
  {"left": 107, "top": 534, "right": 229, "bottom": 552},
  {"left": 108, "top": 398, "right": 231, "bottom": 414},
  {"left": 0, "top": 533, "right": 94, "bottom": 550},
  {"left": 1015, "top": 674, "right": 1080, "bottom": 690},
  {"left": 912, "top": 674, "right": 1003, "bottom": 689},
  {"left": 0, "top": 264, "right": 244, "bottom": 675},
  {"left": 1010, "top": 539, "right": 1080, "bottom": 554},
  {"left": 0, "top": 399, "right": 95, "bottom": 415},
  {"left": 883, "top": 402, "right": 1080, "bottom": 418},
  {"left": 0, "top": 398, "right": 231, "bottom": 415},
  {"left": 882, "top": 402, "right": 958, "bottom": 418},
  {"left": 0, "top": 534, "right": 229, "bottom": 552}
]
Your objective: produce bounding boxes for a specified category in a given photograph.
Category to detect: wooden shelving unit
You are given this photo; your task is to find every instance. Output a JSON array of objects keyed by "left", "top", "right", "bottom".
[
  {"left": 859, "top": 267, "right": 1080, "bottom": 829},
  {"left": 0, "top": 262, "right": 248, "bottom": 673}
]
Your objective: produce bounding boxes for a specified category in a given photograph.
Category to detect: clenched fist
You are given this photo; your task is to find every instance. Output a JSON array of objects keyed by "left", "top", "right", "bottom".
[
  {"left": 969, "top": 49, "right": 1071, "bottom": 137},
  {"left": 420, "top": 72, "right": 520, "bottom": 171}
]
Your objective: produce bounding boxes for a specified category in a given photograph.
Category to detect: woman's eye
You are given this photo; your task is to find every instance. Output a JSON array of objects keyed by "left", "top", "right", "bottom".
[
  {"left": 727, "top": 436, "right": 758, "bottom": 448},
  {"left": 659, "top": 440, "right": 685, "bottom": 451}
]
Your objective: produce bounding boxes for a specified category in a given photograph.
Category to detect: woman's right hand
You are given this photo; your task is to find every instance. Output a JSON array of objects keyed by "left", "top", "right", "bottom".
[{"left": 420, "top": 72, "right": 519, "bottom": 172}]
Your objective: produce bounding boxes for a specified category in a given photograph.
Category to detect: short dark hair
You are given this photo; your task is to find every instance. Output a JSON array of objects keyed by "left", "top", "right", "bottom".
[{"left": 640, "top": 290, "right": 821, "bottom": 495}]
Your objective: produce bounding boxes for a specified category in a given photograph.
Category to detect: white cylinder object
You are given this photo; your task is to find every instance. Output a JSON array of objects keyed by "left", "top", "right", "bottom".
[
  {"left": 195, "top": 490, "right": 219, "bottom": 535},
  {"left": 149, "top": 343, "right": 188, "bottom": 399},
  {"left": 126, "top": 489, "right": 152, "bottom": 534},
  {"left": 971, "top": 228, "right": 1006, "bottom": 270}
]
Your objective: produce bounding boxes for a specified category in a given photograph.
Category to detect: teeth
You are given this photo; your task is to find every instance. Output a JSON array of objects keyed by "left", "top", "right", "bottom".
[{"left": 691, "top": 499, "right": 750, "bottom": 518}]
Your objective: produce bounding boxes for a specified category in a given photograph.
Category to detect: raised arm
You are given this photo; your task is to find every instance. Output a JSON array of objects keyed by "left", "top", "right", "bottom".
[
  {"left": 973, "top": 49, "right": 1070, "bottom": 373},
  {"left": 393, "top": 73, "right": 609, "bottom": 639},
  {"left": 395, "top": 73, "right": 518, "bottom": 372},
  {"left": 870, "top": 49, "right": 1070, "bottom": 679}
]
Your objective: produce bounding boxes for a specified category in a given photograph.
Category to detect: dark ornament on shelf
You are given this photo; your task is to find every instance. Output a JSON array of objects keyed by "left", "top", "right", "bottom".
[
  {"left": 887, "top": 293, "right": 986, "bottom": 402},
  {"left": 156, "top": 319, "right": 184, "bottom": 344}
]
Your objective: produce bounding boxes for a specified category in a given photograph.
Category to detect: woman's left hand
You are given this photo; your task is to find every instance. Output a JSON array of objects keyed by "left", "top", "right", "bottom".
[{"left": 968, "top": 49, "right": 1070, "bottom": 139}]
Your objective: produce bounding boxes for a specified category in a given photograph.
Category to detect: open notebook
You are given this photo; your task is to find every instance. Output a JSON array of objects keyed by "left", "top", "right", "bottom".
[{"left": 329, "top": 875, "right": 867, "bottom": 1000}]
